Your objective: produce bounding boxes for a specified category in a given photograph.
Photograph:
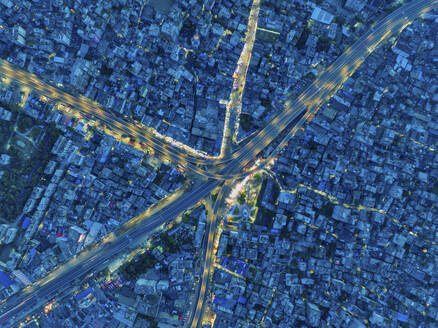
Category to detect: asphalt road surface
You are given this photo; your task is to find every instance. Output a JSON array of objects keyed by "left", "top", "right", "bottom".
[{"left": 1, "top": 0, "right": 437, "bottom": 326}]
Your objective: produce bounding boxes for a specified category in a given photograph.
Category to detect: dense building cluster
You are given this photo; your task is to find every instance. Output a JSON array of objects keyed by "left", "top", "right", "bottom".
[
  {"left": 237, "top": 0, "right": 399, "bottom": 138},
  {"left": 210, "top": 4, "right": 438, "bottom": 327},
  {"left": 0, "top": 0, "right": 253, "bottom": 154},
  {"left": 0, "top": 0, "right": 437, "bottom": 327},
  {"left": 0, "top": 85, "right": 185, "bottom": 300},
  {"left": 32, "top": 206, "right": 207, "bottom": 328}
]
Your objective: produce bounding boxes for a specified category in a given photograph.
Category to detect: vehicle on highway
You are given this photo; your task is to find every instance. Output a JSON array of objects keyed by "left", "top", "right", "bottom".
[{"left": 2, "top": 2, "right": 435, "bottom": 326}]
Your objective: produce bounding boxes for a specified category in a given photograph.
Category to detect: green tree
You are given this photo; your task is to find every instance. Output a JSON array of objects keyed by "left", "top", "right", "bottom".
[
  {"left": 254, "top": 173, "right": 263, "bottom": 185},
  {"left": 240, "top": 115, "right": 252, "bottom": 132},
  {"left": 237, "top": 191, "right": 246, "bottom": 205},
  {"left": 18, "top": 116, "right": 36, "bottom": 133},
  {"left": 160, "top": 232, "right": 179, "bottom": 253},
  {"left": 120, "top": 252, "right": 157, "bottom": 280},
  {"left": 182, "top": 213, "right": 191, "bottom": 223}
]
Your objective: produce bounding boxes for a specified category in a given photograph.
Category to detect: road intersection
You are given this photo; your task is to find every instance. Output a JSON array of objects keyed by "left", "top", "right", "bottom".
[{"left": 1, "top": 1, "right": 437, "bottom": 326}]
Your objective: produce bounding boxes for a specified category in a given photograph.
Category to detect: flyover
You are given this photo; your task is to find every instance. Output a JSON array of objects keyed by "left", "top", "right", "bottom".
[
  {"left": 184, "top": 0, "right": 438, "bottom": 326},
  {"left": 0, "top": 0, "right": 431, "bottom": 181},
  {"left": 0, "top": 59, "right": 265, "bottom": 180},
  {"left": 185, "top": 185, "right": 230, "bottom": 328},
  {"left": 1, "top": 0, "right": 437, "bottom": 326},
  {"left": 0, "top": 59, "right": 212, "bottom": 165}
]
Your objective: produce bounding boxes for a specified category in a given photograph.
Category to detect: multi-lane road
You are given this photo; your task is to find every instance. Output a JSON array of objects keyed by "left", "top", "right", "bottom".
[
  {"left": 0, "top": 61, "right": 251, "bottom": 179},
  {"left": 187, "top": 0, "right": 262, "bottom": 326},
  {"left": 186, "top": 185, "right": 229, "bottom": 328},
  {"left": 216, "top": 0, "right": 438, "bottom": 176},
  {"left": 0, "top": 60, "right": 214, "bottom": 163},
  {"left": 0, "top": 61, "right": 258, "bottom": 180},
  {"left": 220, "top": 0, "right": 261, "bottom": 158},
  {"left": 0, "top": 179, "right": 221, "bottom": 326},
  {"left": 0, "top": 0, "right": 434, "bottom": 181},
  {"left": 1, "top": 1, "right": 437, "bottom": 327}
]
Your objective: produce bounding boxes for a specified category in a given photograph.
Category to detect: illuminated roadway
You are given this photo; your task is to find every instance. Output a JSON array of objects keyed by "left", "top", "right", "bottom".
[
  {"left": 187, "top": 0, "right": 438, "bottom": 326},
  {"left": 0, "top": 60, "right": 262, "bottom": 180},
  {"left": 0, "top": 61, "right": 247, "bottom": 179},
  {"left": 188, "top": 0, "right": 262, "bottom": 324},
  {"left": 186, "top": 187, "right": 228, "bottom": 328},
  {"left": 0, "top": 179, "right": 222, "bottom": 327},
  {"left": 0, "top": 0, "right": 434, "bottom": 180},
  {"left": 0, "top": 60, "right": 213, "bottom": 166},
  {"left": 1, "top": 0, "right": 437, "bottom": 326},
  {"left": 219, "top": 0, "right": 438, "bottom": 175}
]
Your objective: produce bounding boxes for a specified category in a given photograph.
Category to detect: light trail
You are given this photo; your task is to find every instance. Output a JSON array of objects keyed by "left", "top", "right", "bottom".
[
  {"left": 220, "top": 0, "right": 261, "bottom": 157},
  {"left": 0, "top": 59, "right": 211, "bottom": 166},
  {"left": 212, "top": 263, "right": 244, "bottom": 279},
  {"left": 2, "top": 1, "right": 438, "bottom": 327},
  {"left": 393, "top": 131, "right": 437, "bottom": 152}
]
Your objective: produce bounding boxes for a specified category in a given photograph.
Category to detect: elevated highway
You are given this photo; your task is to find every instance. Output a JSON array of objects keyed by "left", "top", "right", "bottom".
[{"left": 1, "top": 1, "right": 437, "bottom": 326}]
